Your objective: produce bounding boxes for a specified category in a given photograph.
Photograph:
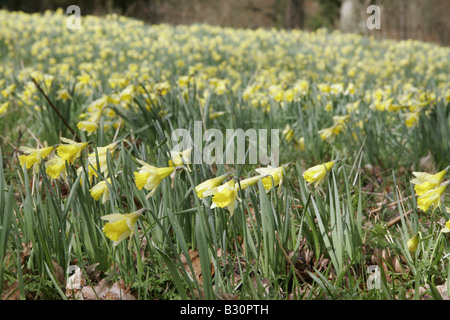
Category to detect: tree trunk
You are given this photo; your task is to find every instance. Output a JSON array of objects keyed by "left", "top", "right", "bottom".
[
  {"left": 285, "top": 0, "right": 305, "bottom": 29},
  {"left": 340, "top": 0, "right": 358, "bottom": 33}
]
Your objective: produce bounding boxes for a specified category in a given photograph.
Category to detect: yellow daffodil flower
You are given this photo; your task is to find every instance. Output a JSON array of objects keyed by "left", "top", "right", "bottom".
[
  {"left": 411, "top": 167, "right": 448, "bottom": 196},
  {"left": 19, "top": 145, "right": 54, "bottom": 172},
  {"left": 134, "top": 159, "right": 175, "bottom": 198},
  {"left": 417, "top": 184, "right": 447, "bottom": 212},
  {"left": 318, "top": 127, "right": 334, "bottom": 141},
  {"left": 77, "top": 121, "right": 98, "bottom": 135},
  {"left": 169, "top": 147, "right": 192, "bottom": 167},
  {"left": 405, "top": 112, "right": 419, "bottom": 128},
  {"left": 441, "top": 220, "right": 450, "bottom": 233},
  {"left": 255, "top": 165, "right": 286, "bottom": 192},
  {"left": 102, "top": 208, "right": 149, "bottom": 246},
  {"left": 0, "top": 101, "right": 9, "bottom": 114},
  {"left": 295, "top": 137, "right": 305, "bottom": 151},
  {"left": 56, "top": 137, "right": 89, "bottom": 164},
  {"left": 56, "top": 88, "right": 71, "bottom": 101},
  {"left": 407, "top": 233, "right": 420, "bottom": 252},
  {"left": 282, "top": 124, "right": 294, "bottom": 142},
  {"left": 1, "top": 84, "right": 17, "bottom": 98},
  {"left": 203, "top": 180, "right": 239, "bottom": 215},
  {"left": 45, "top": 156, "right": 67, "bottom": 179},
  {"left": 303, "top": 160, "right": 337, "bottom": 185},
  {"left": 195, "top": 173, "right": 231, "bottom": 199},
  {"left": 90, "top": 178, "right": 112, "bottom": 203}
]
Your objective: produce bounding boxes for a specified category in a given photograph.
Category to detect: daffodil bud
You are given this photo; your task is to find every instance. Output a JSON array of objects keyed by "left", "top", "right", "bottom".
[
  {"left": 303, "top": 160, "right": 337, "bottom": 185},
  {"left": 407, "top": 233, "right": 420, "bottom": 252}
]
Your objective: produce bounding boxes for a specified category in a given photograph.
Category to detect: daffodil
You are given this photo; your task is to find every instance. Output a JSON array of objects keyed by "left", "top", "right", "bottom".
[
  {"left": 19, "top": 145, "right": 54, "bottom": 172},
  {"left": 77, "top": 121, "right": 98, "bottom": 135},
  {"left": 134, "top": 159, "right": 175, "bottom": 198},
  {"left": 255, "top": 165, "right": 286, "bottom": 192},
  {"left": 411, "top": 168, "right": 448, "bottom": 196},
  {"left": 417, "top": 184, "right": 447, "bottom": 212},
  {"left": 87, "top": 143, "right": 118, "bottom": 177},
  {"left": 203, "top": 180, "right": 239, "bottom": 215},
  {"left": 45, "top": 156, "right": 67, "bottom": 179},
  {"left": 295, "top": 137, "right": 305, "bottom": 151},
  {"left": 405, "top": 112, "right": 419, "bottom": 128},
  {"left": 56, "top": 88, "right": 71, "bottom": 101},
  {"left": 90, "top": 178, "right": 112, "bottom": 203},
  {"left": 318, "top": 127, "right": 334, "bottom": 141},
  {"left": 1, "top": 84, "right": 17, "bottom": 98},
  {"left": 101, "top": 208, "right": 149, "bottom": 246},
  {"left": 195, "top": 173, "right": 231, "bottom": 199},
  {"left": 282, "top": 125, "right": 294, "bottom": 142},
  {"left": 303, "top": 160, "right": 337, "bottom": 185},
  {"left": 168, "top": 148, "right": 192, "bottom": 167},
  {"left": 441, "top": 220, "right": 450, "bottom": 233},
  {"left": 56, "top": 137, "right": 89, "bottom": 164},
  {"left": 407, "top": 233, "right": 420, "bottom": 252},
  {"left": 0, "top": 101, "right": 9, "bottom": 114}
]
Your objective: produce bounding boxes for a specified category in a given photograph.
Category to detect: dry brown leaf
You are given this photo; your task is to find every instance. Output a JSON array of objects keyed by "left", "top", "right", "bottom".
[
  {"left": 436, "top": 280, "right": 450, "bottom": 300},
  {"left": 52, "top": 259, "right": 66, "bottom": 286},
  {"left": 1, "top": 281, "right": 20, "bottom": 300},
  {"left": 180, "top": 249, "right": 214, "bottom": 285},
  {"left": 392, "top": 256, "right": 405, "bottom": 274},
  {"left": 250, "top": 277, "right": 277, "bottom": 295},
  {"left": 20, "top": 242, "right": 32, "bottom": 265},
  {"left": 81, "top": 279, "right": 135, "bottom": 300},
  {"left": 85, "top": 262, "right": 101, "bottom": 283},
  {"left": 220, "top": 292, "right": 240, "bottom": 300}
]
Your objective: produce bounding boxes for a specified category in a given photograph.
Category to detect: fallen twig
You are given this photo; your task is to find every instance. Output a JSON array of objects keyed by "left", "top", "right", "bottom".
[{"left": 31, "top": 76, "right": 79, "bottom": 141}]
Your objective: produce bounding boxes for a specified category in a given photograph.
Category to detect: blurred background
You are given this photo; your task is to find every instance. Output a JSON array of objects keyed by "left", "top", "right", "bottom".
[{"left": 1, "top": 0, "right": 449, "bottom": 46}]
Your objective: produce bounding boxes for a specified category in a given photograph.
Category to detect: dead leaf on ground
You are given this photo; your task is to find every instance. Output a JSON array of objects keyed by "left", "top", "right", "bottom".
[
  {"left": 180, "top": 249, "right": 214, "bottom": 285},
  {"left": 81, "top": 279, "right": 135, "bottom": 300},
  {"left": 85, "top": 262, "right": 101, "bottom": 283},
  {"left": 1, "top": 281, "right": 20, "bottom": 300},
  {"left": 436, "top": 281, "right": 450, "bottom": 300},
  {"left": 20, "top": 242, "right": 32, "bottom": 265},
  {"left": 52, "top": 259, "right": 66, "bottom": 286},
  {"left": 370, "top": 248, "right": 409, "bottom": 283}
]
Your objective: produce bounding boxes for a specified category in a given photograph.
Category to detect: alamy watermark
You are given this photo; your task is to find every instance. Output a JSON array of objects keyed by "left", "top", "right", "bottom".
[
  {"left": 367, "top": 265, "right": 381, "bottom": 289},
  {"left": 66, "top": 5, "right": 81, "bottom": 30},
  {"left": 366, "top": 5, "right": 381, "bottom": 30},
  {"left": 171, "top": 121, "right": 280, "bottom": 166}
]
